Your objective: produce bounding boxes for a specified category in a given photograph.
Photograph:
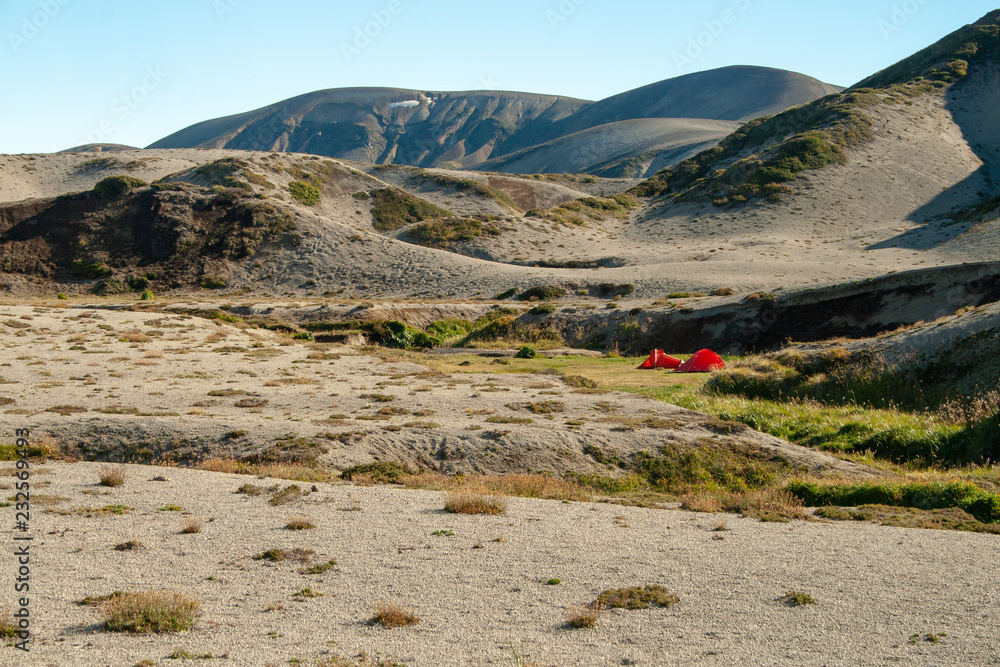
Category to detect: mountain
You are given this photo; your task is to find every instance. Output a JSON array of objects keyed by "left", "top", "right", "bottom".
[{"left": 148, "top": 66, "right": 841, "bottom": 175}]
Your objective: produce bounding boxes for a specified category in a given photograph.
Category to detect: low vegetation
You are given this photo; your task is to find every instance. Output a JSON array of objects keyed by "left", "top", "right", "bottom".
[
  {"left": 99, "top": 590, "right": 201, "bottom": 633},
  {"left": 371, "top": 602, "right": 419, "bottom": 628},
  {"left": 370, "top": 188, "right": 452, "bottom": 231},
  {"left": 405, "top": 217, "right": 502, "bottom": 249},
  {"left": 443, "top": 491, "right": 508, "bottom": 515}
]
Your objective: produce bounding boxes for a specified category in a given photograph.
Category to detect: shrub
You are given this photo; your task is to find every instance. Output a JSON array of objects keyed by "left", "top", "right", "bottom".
[
  {"left": 285, "top": 514, "right": 315, "bottom": 530},
  {"left": 100, "top": 590, "right": 200, "bottom": 633},
  {"left": 518, "top": 285, "right": 566, "bottom": 301},
  {"left": 70, "top": 259, "right": 113, "bottom": 279},
  {"left": 139, "top": 289, "right": 154, "bottom": 300},
  {"left": 494, "top": 288, "right": 518, "bottom": 300},
  {"left": 371, "top": 602, "right": 419, "bottom": 628},
  {"left": 289, "top": 180, "right": 321, "bottom": 205},
  {"left": 93, "top": 175, "right": 146, "bottom": 198},
  {"left": 528, "top": 304, "right": 557, "bottom": 315},
  {"left": 515, "top": 346, "right": 537, "bottom": 359},
  {"left": 99, "top": 464, "right": 126, "bottom": 487},
  {"left": 199, "top": 275, "right": 227, "bottom": 289}
]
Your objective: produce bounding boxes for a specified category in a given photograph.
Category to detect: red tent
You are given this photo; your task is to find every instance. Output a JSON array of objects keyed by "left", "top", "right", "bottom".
[
  {"left": 637, "top": 349, "right": 682, "bottom": 369},
  {"left": 675, "top": 349, "right": 726, "bottom": 373}
]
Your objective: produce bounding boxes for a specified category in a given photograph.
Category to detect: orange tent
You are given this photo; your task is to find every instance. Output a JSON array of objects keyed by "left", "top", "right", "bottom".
[
  {"left": 675, "top": 349, "right": 726, "bottom": 373},
  {"left": 637, "top": 349, "right": 682, "bottom": 369}
]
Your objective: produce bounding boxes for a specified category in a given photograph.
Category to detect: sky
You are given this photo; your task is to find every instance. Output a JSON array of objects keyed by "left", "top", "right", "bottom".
[{"left": 1, "top": 0, "right": 997, "bottom": 154}]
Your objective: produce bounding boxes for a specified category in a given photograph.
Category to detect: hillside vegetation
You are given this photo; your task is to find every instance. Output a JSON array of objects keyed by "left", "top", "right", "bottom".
[{"left": 632, "top": 11, "right": 1000, "bottom": 204}]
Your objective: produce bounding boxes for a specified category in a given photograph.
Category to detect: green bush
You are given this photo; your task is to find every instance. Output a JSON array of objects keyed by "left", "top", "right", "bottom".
[
  {"left": 199, "top": 275, "right": 227, "bottom": 289},
  {"left": 93, "top": 175, "right": 147, "bottom": 198},
  {"left": 289, "top": 180, "right": 321, "bottom": 205},
  {"left": 518, "top": 285, "right": 566, "bottom": 301},
  {"left": 126, "top": 276, "right": 150, "bottom": 292},
  {"left": 515, "top": 345, "right": 537, "bottom": 359},
  {"left": 340, "top": 461, "right": 413, "bottom": 483},
  {"left": 407, "top": 218, "right": 502, "bottom": 249},
  {"left": 70, "top": 259, "right": 112, "bottom": 279},
  {"left": 139, "top": 289, "right": 154, "bottom": 301}
]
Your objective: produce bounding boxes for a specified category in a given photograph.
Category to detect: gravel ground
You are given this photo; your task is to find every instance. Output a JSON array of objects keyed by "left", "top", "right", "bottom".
[{"left": 2, "top": 462, "right": 998, "bottom": 666}]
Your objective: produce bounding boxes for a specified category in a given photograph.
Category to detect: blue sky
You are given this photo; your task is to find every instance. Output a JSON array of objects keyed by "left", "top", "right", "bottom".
[{"left": 1, "top": 0, "right": 996, "bottom": 153}]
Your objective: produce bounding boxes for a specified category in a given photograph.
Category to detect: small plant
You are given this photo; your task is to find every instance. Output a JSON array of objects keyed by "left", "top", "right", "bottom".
[
  {"left": 444, "top": 491, "right": 508, "bottom": 515},
  {"left": 99, "top": 464, "right": 126, "bottom": 487},
  {"left": 371, "top": 602, "right": 419, "bottom": 628},
  {"left": 564, "top": 603, "right": 601, "bottom": 629},
  {"left": 199, "top": 275, "right": 227, "bottom": 289},
  {"left": 99, "top": 590, "right": 201, "bottom": 633},
  {"left": 594, "top": 585, "right": 679, "bottom": 609},
  {"left": 253, "top": 548, "right": 314, "bottom": 563},
  {"left": 269, "top": 484, "right": 303, "bottom": 505},
  {"left": 114, "top": 540, "right": 145, "bottom": 551},
  {"left": 285, "top": 514, "right": 315, "bottom": 530},
  {"left": 157, "top": 505, "right": 182, "bottom": 512},
  {"left": 515, "top": 346, "right": 537, "bottom": 359},
  {"left": 292, "top": 587, "right": 324, "bottom": 599},
  {"left": 781, "top": 590, "right": 816, "bottom": 606},
  {"left": 546, "top": 578, "right": 561, "bottom": 585},
  {"left": 909, "top": 632, "right": 947, "bottom": 644},
  {"left": 431, "top": 529, "right": 456, "bottom": 537},
  {"left": 0, "top": 609, "right": 17, "bottom": 637},
  {"left": 180, "top": 516, "right": 203, "bottom": 534},
  {"left": 299, "top": 559, "right": 337, "bottom": 574},
  {"left": 139, "top": 289, "right": 154, "bottom": 301}
]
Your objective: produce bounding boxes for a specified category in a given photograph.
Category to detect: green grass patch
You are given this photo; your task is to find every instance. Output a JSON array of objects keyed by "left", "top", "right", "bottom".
[{"left": 406, "top": 217, "right": 502, "bottom": 249}]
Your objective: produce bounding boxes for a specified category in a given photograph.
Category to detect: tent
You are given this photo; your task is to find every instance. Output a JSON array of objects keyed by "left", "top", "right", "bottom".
[
  {"left": 675, "top": 349, "right": 726, "bottom": 373},
  {"left": 637, "top": 349, "right": 682, "bottom": 369}
]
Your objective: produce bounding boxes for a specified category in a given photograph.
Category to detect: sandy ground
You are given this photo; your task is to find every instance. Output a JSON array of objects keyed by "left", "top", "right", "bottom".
[
  {"left": 0, "top": 303, "right": 865, "bottom": 478},
  {"left": 1, "top": 461, "right": 998, "bottom": 666}
]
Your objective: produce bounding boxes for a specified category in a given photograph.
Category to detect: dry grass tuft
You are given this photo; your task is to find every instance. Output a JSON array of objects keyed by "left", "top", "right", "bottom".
[
  {"left": 444, "top": 491, "right": 508, "bottom": 515},
  {"left": 98, "top": 464, "right": 126, "bottom": 487},
  {"left": 680, "top": 488, "right": 805, "bottom": 522},
  {"left": 99, "top": 590, "right": 201, "bottom": 633},
  {"left": 371, "top": 602, "right": 420, "bottom": 628},
  {"left": 0, "top": 609, "right": 17, "bottom": 638},
  {"left": 564, "top": 603, "right": 602, "bottom": 628},
  {"left": 253, "top": 547, "right": 314, "bottom": 563},
  {"left": 180, "top": 516, "right": 203, "bottom": 534},
  {"left": 406, "top": 472, "right": 591, "bottom": 502},
  {"left": 285, "top": 514, "right": 315, "bottom": 530}
]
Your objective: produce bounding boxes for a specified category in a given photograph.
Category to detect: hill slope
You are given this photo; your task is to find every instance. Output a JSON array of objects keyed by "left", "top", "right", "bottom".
[{"left": 148, "top": 67, "right": 840, "bottom": 175}]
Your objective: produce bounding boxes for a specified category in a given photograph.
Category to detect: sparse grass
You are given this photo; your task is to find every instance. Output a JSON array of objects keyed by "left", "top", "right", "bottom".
[
  {"left": 443, "top": 491, "right": 508, "bottom": 515},
  {"left": 180, "top": 516, "right": 203, "bottom": 534},
  {"left": 99, "top": 590, "right": 201, "bottom": 633},
  {"left": 406, "top": 217, "right": 502, "bottom": 249},
  {"left": 292, "top": 587, "right": 324, "bottom": 599},
  {"left": 114, "top": 540, "right": 146, "bottom": 551},
  {"left": 781, "top": 590, "right": 816, "bottom": 606},
  {"left": 594, "top": 585, "right": 679, "bottom": 610},
  {"left": 0, "top": 609, "right": 17, "bottom": 637},
  {"left": 269, "top": 485, "right": 303, "bottom": 505},
  {"left": 341, "top": 461, "right": 413, "bottom": 484},
  {"left": 370, "top": 602, "right": 419, "bottom": 628},
  {"left": 564, "top": 603, "right": 602, "bottom": 629},
  {"left": 253, "top": 548, "right": 315, "bottom": 563},
  {"left": 285, "top": 514, "right": 315, "bottom": 530},
  {"left": 99, "top": 464, "right": 126, "bottom": 487},
  {"left": 299, "top": 559, "right": 337, "bottom": 574}
]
